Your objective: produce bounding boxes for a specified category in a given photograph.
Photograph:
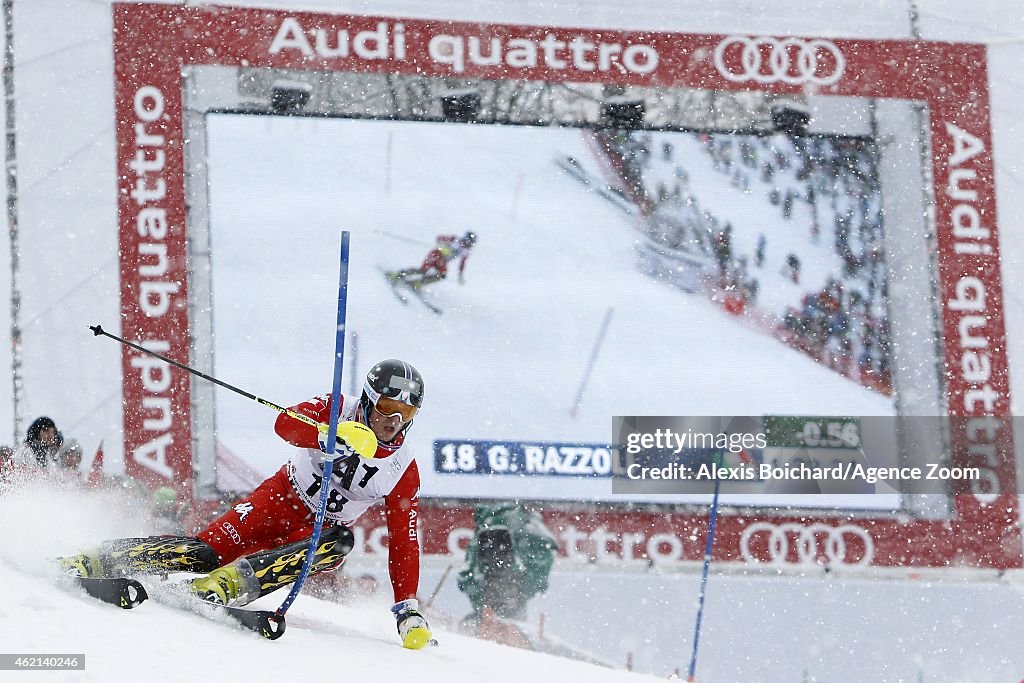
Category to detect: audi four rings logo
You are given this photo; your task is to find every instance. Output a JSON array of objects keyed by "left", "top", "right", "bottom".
[
  {"left": 739, "top": 522, "right": 874, "bottom": 566},
  {"left": 713, "top": 36, "right": 846, "bottom": 86}
]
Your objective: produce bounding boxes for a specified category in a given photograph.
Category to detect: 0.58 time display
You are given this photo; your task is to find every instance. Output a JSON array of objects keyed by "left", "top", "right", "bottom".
[{"left": 763, "top": 416, "right": 861, "bottom": 449}]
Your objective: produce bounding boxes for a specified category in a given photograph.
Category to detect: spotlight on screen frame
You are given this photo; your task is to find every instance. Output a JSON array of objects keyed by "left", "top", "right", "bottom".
[
  {"left": 600, "top": 97, "right": 646, "bottom": 130},
  {"left": 770, "top": 100, "right": 811, "bottom": 135},
  {"left": 438, "top": 89, "right": 482, "bottom": 123},
  {"left": 270, "top": 80, "right": 314, "bottom": 115}
]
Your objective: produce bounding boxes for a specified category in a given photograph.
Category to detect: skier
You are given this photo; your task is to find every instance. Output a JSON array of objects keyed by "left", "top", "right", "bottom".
[
  {"left": 57, "top": 359, "right": 433, "bottom": 650},
  {"left": 386, "top": 231, "right": 477, "bottom": 290}
]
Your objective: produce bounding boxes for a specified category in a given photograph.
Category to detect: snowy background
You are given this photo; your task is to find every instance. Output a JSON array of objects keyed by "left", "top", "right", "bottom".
[{"left": 1, "top": 0, "right": 1024, "bottom": 681}]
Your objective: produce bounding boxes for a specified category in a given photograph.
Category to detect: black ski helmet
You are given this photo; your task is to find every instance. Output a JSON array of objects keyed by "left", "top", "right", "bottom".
[
  {"left": 461, "top": 231, "right": 477, "bottom": 248},
  {"left": 359, "top": 359, "right": 424, "bottom": 428}
]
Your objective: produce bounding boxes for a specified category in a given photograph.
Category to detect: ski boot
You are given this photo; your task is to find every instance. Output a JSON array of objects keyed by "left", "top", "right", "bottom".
[
  {"left": 56, "top": 549, "right": 104, "bottom": 577},
  {"left": 190, "top": 564, "right": 257, "bottom": 605},
  {"left": 407, "top": 273, "right": 443, "bottom": 291},
  {"left": 194, "top": 526, "right": 354, "bottom": 606},
  {"left": 386, "top": 268, "right": 422, "bottom": 286}
]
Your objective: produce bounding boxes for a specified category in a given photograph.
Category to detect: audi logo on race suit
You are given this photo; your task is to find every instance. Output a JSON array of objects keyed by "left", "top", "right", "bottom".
[
  {"left": 739, "top": 522, "right": 874, "bottom": 567},
  {"left": 713, "top": 36, "right": 846, "bottom": 86}
]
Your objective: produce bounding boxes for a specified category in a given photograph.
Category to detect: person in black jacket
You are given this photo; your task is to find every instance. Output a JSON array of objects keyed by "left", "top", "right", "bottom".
[{"left": 22, "top": 416, "right": 62, "bottom": 466}]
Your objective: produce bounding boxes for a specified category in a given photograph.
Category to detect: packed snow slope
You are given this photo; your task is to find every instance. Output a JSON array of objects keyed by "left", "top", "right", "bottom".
[
  {"left": 1, "top": 566, "right": 656, "bottom": 683},
  {"left": 0, "top": 480, "right": 653, "bottom": 683},
  {"left": 205, "top": 115, "right": 894, "bottom": 500},
  {"left": 4, "top": 479, "right": 1024, "bottom": 682}
]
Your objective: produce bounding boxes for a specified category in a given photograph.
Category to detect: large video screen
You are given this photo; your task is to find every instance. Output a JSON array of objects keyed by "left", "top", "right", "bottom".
[{"left": 205, "top": 113, "right": 897, "bottom": 506}]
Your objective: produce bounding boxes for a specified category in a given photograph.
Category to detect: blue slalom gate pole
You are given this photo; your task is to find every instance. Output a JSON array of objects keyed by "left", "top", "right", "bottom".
[
  {"left": 686, "top": 467, "right": 722, "bottom": 682},
  {"left": 570, "top": 306, "right": 614, "bottom": 418},
  {"left": 275, "top": 231, "right": 351, "bottom": 618}
]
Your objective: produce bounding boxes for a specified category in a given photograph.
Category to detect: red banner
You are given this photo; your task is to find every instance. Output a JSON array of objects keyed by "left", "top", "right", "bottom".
[
  {"left": 354, "top": 504, "right": 954, "bottom": 568},
  {"left": 112, "top": 3, "right": 1018, "bottom": 568},
  {"left": 114, "top": 5, "right": 193, "bottom": 499}
]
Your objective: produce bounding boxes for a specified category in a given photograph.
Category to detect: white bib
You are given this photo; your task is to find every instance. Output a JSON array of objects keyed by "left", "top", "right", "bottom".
[{"left": 285, "top": 395, "right": 416, "bottom": 525}]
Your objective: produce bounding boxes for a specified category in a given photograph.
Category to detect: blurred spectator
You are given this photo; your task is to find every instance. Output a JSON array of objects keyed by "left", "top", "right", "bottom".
[
  {"left": 661, "top": 141, "right": 673, "bottom": 161},
  {"left": 151, "top": 486, "right": 187, "bottom": 535},
  {"left": 615, "top": 129, "right": 892, "bottom": 396},
  {"left": 0, "top": 445, "right": 14, "bottom": 487},
  {"left": 755, "top": 233, "right": 766, "bottom": 268},
  {"left": 712, "top": 225, "right": 732, "bottom": 277},
  {"left": 19, "top": 416, "right": 62, "bottom": 466},
  {"left": 781, "top": 189, "right": 795, "bottom": 219},
  {"left": 60, "top": 440, "right": 83, "bottom": 470},
  {"left": 15, "top": 416, "right": 83, "bottom": 472},
  {"left": 784, "top": 253, "right": 801, "bottom": 284}
]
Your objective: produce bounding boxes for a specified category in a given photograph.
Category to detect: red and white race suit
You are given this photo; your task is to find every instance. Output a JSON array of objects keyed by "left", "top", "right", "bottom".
[{"left": 197, "top": 393, "right": 421, "bottom": 601}]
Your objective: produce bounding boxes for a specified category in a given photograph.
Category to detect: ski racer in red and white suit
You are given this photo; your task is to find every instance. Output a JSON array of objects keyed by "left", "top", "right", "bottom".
[
  {"left": 56, "top": 359, "right": 432, "bottom": 649},
  {"left": 265, "top": 391, "right": 422, "bottom": 603},
  {"left": 194, "top": 359, "right": 430, "bottom": 647},
  {"left": 420, "top": 232, "right": 475, "bottom": 283},
  {"left": 386, "top": 231, "right": 477, "bottom": 289}
]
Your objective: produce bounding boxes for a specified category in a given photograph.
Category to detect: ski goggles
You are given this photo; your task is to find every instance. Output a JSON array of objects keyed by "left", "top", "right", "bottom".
[{"left": 374, "top": 395, "right": 418, "bottom": 422}]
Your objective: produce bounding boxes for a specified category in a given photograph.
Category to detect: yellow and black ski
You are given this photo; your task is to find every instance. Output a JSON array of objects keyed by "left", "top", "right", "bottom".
[
  {"left": 75, "top": 577, "right": 148, "bottom": 609},
  {"left": 70, "top": 576, "right": 285, "bottom": 640}
]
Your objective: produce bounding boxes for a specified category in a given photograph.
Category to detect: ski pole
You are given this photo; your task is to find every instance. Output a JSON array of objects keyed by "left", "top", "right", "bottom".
[
  {"left": 275, "top": 230, "right": 351, "bottom": 617},
  {"left": 373, "top": 228, "right": 430, "bottom": 246},
  {"left": 89, "top": 324, "right": 328, "bottom": 433}
]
